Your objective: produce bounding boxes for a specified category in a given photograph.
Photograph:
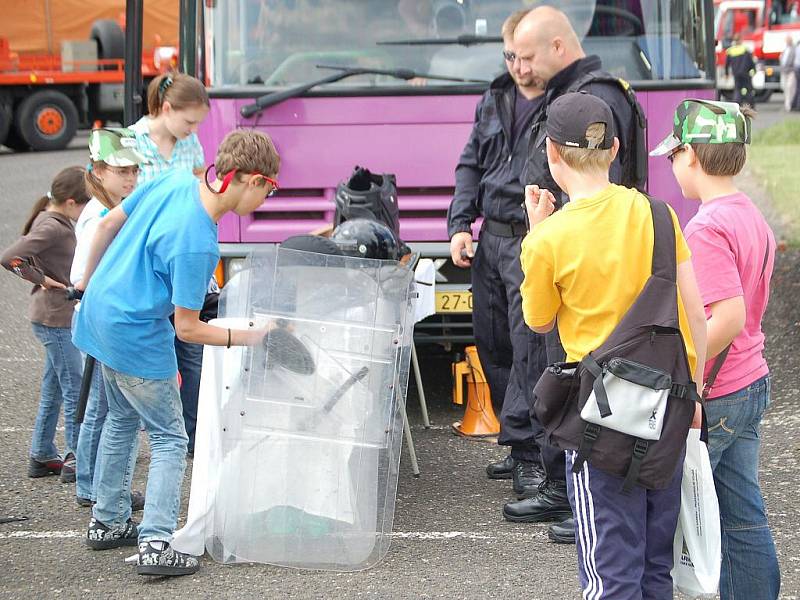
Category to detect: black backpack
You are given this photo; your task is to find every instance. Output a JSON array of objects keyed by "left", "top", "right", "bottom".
[
  {"left": 566, "top": 71, "right": 648, "bottom": 192},
  {"left": 333, "top": 166, "right": 400, "bottom": 237},
  {"left": 532, "top": 197, "right": 698, "bottom": 492}
]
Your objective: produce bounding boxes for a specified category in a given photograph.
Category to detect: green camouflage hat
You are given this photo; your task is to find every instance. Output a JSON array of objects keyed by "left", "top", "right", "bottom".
[
  {"left": 649, "top": 99, "right": 751, "bottom": 156},
  {"left": 88, "top": 128, "right": 147, "bottom": 166}
]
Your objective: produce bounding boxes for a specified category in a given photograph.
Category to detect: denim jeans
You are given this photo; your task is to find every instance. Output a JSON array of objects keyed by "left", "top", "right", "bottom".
[
  {"left": 30, "top": 323, "right": 82, "bottom": 460},
  {"left": 706, "top": 375, "right": 780, "bottom": 600},
  {"left": 174, "top": 337, "right": 203, "bottom": 454},
  {"left": 74, "top": 354, "right": 139, "bottom": 501},
  {"left": 93, "top": 365, "right": 188, "bottom": 542}
]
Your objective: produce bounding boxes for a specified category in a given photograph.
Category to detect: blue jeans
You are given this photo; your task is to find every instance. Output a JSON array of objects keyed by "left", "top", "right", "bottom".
[
  {"left": 30, "top": 323, "right": 82, "bottom": 460},
  {"left": 93, "top": 365, "right": 188, "bottom": 542},
  {"left": 706, "top": 375, "right": 780, "bottom": 600},
  {"left": 74, "top": 354, "right": 139, "bottom": 501},
  {"left": 174, "top": 337, "right": 203, "bottom": 454}
]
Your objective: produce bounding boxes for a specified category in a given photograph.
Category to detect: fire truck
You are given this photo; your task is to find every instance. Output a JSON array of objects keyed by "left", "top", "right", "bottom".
[
  {"left": 0, "top": 0, "right": 178, "bottom": 152},
  {"left": 714, "top": 0, "right": 800, "bottom": 101}
]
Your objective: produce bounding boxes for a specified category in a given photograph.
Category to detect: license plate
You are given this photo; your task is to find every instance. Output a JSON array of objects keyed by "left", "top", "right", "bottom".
[{"left": 435, "top": 291, "right": 473, "bottom": 313}]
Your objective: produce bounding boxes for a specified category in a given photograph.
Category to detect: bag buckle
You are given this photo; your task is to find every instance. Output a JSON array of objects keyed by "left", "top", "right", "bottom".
[
  {"left": 633, "top": 438, "right": 649, "bottom": 458},
  {"left": 670, "top": 383, "right": 687, "bottom": 399}
]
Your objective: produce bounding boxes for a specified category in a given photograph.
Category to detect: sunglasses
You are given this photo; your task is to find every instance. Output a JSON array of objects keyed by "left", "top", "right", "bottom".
[
  {"left": 206, "top": 165, "right": 280, "bottom": 198},
  {"left": 107, "top": 165, "right": 140, "bottom": 177},
  {"left": 666, "top": 146, "right": 686, "bottom": 163},
  {"left": 502, "top": 50, "right": 516, "bottom": 62}
]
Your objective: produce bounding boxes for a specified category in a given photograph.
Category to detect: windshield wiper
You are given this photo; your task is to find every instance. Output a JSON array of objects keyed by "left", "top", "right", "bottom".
[
  {"left": 377, "top": 34, "right": 502, "bottom": 46},
  {"left": 240, "top": 65, "right": 488, "bottom": 118}
]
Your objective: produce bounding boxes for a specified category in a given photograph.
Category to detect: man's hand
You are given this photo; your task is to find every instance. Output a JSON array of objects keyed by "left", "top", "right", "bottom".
[
  {"left": 41, "top": 276, "right": 66, "bottom": 290},
  {"left": 450, "top": 232, "right": 474, "bottom": 268},
  {"left": 525, "top": 185, "right": 556, "bottom": 228}
]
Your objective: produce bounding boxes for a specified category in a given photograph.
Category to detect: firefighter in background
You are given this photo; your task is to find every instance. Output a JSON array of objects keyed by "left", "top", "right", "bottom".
[{"left": 726, "top": 33, "right": 757, "bottom": 107}]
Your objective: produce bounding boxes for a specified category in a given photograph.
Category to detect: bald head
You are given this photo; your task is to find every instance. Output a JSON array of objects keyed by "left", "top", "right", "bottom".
[{"left": 513, "top": 6, "right": 585, "bottom": 84}]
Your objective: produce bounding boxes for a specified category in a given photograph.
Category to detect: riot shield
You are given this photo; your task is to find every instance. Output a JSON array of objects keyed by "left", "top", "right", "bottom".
[{"left": 203, "top": 246, "right": 414, "bottom": 571}]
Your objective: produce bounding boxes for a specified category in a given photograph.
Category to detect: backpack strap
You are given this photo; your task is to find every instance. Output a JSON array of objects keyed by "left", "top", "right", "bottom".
[
  {"left": 572, "top": 423, "right": 601, "bottom": 474},
  {"left": 621, "top": 438, "right": 650, "bottom": 493},
  {"left": 647, "top": 197, "right": 677, "bottom": 283}
]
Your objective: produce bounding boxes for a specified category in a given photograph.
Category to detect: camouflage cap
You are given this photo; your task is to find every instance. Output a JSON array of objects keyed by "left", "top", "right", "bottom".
[
  {"left": 88, "top": 128, "right": 147, "bottom": 167},
  {"left": 649, "top": 99, "right": 751, "bottom": 156}
]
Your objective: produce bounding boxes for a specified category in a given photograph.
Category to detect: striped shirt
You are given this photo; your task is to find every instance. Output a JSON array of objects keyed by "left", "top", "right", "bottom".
[{"left": 130, "top": 116, "right": 205, "bottom": 184}]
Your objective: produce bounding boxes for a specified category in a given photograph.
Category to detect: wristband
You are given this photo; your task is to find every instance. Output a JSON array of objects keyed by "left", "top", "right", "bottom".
[{"left": 226, "top": 328, "right": 231, "bottom": 349}]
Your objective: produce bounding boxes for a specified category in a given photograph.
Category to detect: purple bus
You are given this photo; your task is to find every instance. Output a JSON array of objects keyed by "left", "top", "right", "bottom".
[{"left": 188, "top": 0, "right": 715, "bottom": 342}]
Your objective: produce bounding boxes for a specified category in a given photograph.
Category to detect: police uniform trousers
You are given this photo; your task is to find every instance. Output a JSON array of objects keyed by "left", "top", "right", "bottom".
[{"left": 471, "top": 226, "right": 542, "bottom": 462}]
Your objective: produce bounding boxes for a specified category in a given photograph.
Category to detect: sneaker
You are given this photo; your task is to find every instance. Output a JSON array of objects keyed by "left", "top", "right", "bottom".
[
  {"left": 137, "top": 541, "right": 200, "bottom": 577},
  {"left": 60, "top": 452, "right": 76, "bottom": 483},
  {"left": 86, "top": 516, "right": 139, "bottom": 550},
  {"left": 76, "top": 496, "right": 94, "bottom": 507},
  {"left": 28, "top": 457, "right": 63, "bottom": 478}
]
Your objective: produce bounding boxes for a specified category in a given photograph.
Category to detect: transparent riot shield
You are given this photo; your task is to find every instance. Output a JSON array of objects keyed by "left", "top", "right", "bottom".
[{"left": 204, "top": 246, "right": 414, "bottom": 571}]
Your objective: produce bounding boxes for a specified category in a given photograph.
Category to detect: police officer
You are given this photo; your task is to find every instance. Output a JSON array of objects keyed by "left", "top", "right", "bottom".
[
  {"left": 726, "top": 33, "right": 757, "bottom": 107},
  {"left": 502, "top": 6, "right": 641, "bottom": 542},
  {"left": 448, "top": 9, "right": 548, "bottom": 500}
]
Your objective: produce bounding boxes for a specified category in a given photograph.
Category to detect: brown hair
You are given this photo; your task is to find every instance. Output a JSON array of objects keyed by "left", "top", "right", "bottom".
[
  {"left": 502, "top": 9, "right": 530, "bottom": 38},
  {"left": 551, "top": 123, "right": 615, "bottom": 174},
  {"left": 214, "top": 129, "right": 281, "bottom": 183},
  {"left": 85, "top": 162, "right": 116, "bottom": 210},
  {"left": 690, "top": 106, "right": 756, "bottom": 177},
  {"left": 146, "top": 72, "right": 209, "bottom": 116},
  {"left": 23, "top": 166, "right": 90, "bottom": 235}
]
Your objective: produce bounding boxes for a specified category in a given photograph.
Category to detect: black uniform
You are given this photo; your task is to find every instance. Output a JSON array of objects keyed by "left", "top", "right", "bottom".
[
  {"left": 523, "top": 55, "right": 635, "bottom": 482},
  {"left": 448, "top": 72, "right": 546, "bottom": 462},
  {"left": 726, "top": 44, "right": 757, "bottom": 107}
]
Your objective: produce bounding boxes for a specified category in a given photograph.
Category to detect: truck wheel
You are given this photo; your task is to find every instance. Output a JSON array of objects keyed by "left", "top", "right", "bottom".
[
  {"left": 15, "top": 90, "right": 79, "bottom": 151},
  {"left": 90, "top": 20, "right": 124, "bottom": 70},
  {"left": 0, "top": 101, "right": 11, "bottom": 148}
]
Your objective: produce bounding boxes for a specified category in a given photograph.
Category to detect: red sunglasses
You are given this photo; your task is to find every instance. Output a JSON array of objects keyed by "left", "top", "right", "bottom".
[{"left": 205, "top": 165, "right": 279, "bottom": 197}]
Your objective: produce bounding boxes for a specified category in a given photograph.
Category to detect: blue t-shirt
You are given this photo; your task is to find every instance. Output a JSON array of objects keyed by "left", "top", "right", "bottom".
[{"left": 73, "top": 170, "right": 219, "bottom": 379}]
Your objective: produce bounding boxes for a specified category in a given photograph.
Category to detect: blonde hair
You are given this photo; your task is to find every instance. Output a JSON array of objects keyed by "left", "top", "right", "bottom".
[
  {"left": 214, "top": 130, "right": 280, "bottom": 181},
  {"left": 502, "top": 9, "right": 530, "bottom": 39},
  {"left": 551, "top": 123, "right": 615, "bottom": 174}
]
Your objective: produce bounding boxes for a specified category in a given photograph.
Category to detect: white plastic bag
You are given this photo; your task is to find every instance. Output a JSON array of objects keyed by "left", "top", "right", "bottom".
[{"left": 671, "top": 428, "right": 721, "bottom": 598}]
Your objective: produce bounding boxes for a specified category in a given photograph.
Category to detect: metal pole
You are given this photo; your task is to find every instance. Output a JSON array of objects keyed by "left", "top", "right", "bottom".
[
  {"left": 123, "top": 0, "right": 144, "bottom": 125},
  {"left": 179, "top": 0, "right": 197, "bottom": 76}
]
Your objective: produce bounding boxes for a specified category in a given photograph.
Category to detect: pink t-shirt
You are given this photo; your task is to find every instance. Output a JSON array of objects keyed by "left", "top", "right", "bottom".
[{"left": 684, "top": 193, "right": 775, "bottom": 399}]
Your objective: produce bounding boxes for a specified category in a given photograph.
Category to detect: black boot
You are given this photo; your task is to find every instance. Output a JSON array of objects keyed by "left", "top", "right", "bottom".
[
  {"left": 503, "top": 479, "right": 571, "bottom": 523},
  {"left": 548, "top": 516, "right": 576, "bottom": 544},
  {"left": 511, "top": 459, "right": 545, "bottom": 498},
  {"left": 486, "top": 455, "right": 516, "bottom": 480}
]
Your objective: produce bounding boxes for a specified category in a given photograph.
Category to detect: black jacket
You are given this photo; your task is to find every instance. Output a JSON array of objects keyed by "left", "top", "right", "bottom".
[
  {"left": 725, "top": 44, "right": 755, "bottom": 78},
  {"left": 448, "top": 73, "right": 541, "bottom": 238},
  {"left": 524, "top": 55, "right": 634, "bottom": 204}
]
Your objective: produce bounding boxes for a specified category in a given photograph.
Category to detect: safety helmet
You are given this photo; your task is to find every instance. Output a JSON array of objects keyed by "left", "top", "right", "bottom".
[{"left": 331, "top": 218, "right": 402, "bottom": 261}]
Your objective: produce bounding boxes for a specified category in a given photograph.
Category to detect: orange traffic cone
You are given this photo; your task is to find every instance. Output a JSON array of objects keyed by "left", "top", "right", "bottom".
[{"left": 451, "top": 346, "right": 500, "bottom": 438}]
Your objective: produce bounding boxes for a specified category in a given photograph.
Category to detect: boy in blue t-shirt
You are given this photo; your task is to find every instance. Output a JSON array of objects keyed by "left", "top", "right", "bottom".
[{"left": 74, "top": 129, "right": 280, "bottom": 577}]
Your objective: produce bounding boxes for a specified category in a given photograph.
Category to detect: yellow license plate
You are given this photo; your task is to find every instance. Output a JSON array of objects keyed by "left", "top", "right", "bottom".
[{"left": 435, "top": 291, "right": 473, "bottom": 313}]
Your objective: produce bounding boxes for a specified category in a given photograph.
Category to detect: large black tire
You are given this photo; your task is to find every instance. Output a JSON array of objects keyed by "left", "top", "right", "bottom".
[
  {"left": 14, "top": 90, "right": 79, "bottom": 152},
  {"left": 0, "top": 100, "right": 11, "bottom": 148},
  {"left": 90, "top": 19, "right": 124, "bottom": 70}
]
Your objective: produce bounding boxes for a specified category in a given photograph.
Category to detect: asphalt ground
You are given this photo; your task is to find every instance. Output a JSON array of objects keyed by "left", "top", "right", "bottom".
[{"left": 0, "top": 99, "right": 798, "bottom": 599}]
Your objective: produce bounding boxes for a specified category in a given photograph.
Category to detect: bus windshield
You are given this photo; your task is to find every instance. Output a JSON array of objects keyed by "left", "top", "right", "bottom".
[{"left": 205, "top": 0, "right": 712, "bottom": 89}]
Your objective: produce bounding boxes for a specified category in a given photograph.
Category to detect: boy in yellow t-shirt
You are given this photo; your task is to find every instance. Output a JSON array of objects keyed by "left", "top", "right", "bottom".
[{"left": 519, "top": 92, "right": 707, "bottom": 599}]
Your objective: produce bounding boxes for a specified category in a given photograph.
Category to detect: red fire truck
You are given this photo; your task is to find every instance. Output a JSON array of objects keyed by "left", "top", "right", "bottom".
[
  {"left": 0, "top": 0, "right": 178, "bottom": 151},
  {"left": 714, "top": 0, "right": 800, "bottom": 101}
]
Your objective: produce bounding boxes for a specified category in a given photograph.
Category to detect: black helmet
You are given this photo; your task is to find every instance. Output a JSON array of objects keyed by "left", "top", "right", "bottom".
[
  {"left": 280, "top": 234, "right": 342, "bottom": 256},
  {"left": 334, "top": 166, "right": 400, "bottom": 236},
  {"left": 331, "top": 218, "right": 402, "bottom": 261}
]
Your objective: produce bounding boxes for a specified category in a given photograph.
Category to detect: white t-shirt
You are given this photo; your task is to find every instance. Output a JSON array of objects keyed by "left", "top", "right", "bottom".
[{"left": 70, "top": 197, "right": 108, "bottom": 287}]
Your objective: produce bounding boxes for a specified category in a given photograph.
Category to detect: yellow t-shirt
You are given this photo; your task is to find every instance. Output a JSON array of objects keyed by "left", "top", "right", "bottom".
[{"left": 520, "top": 184, "right": 696, "bottom": 373}]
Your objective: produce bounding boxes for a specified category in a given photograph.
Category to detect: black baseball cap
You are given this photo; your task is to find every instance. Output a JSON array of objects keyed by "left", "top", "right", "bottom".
[{"left": 546, "top": 92, "right": 615, "bottom": 150}]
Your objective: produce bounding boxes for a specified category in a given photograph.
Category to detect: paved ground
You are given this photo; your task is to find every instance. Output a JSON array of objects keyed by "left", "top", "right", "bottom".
[{"left": 0, "top": 100, "right": 798, "bottom": 599}]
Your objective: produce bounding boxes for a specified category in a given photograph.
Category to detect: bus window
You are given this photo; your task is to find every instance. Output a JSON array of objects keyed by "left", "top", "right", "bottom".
[
  {"left": 205, "top": 0, "right": 711, "bottom": 89},
  {"left": 770, "top": 0, "right": 800, "bottom": 25}
]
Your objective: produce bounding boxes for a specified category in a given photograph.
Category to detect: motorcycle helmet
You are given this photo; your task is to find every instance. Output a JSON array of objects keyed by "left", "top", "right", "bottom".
[{"left": 331, "top": 218, "right": 402, "bottom": 261}]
